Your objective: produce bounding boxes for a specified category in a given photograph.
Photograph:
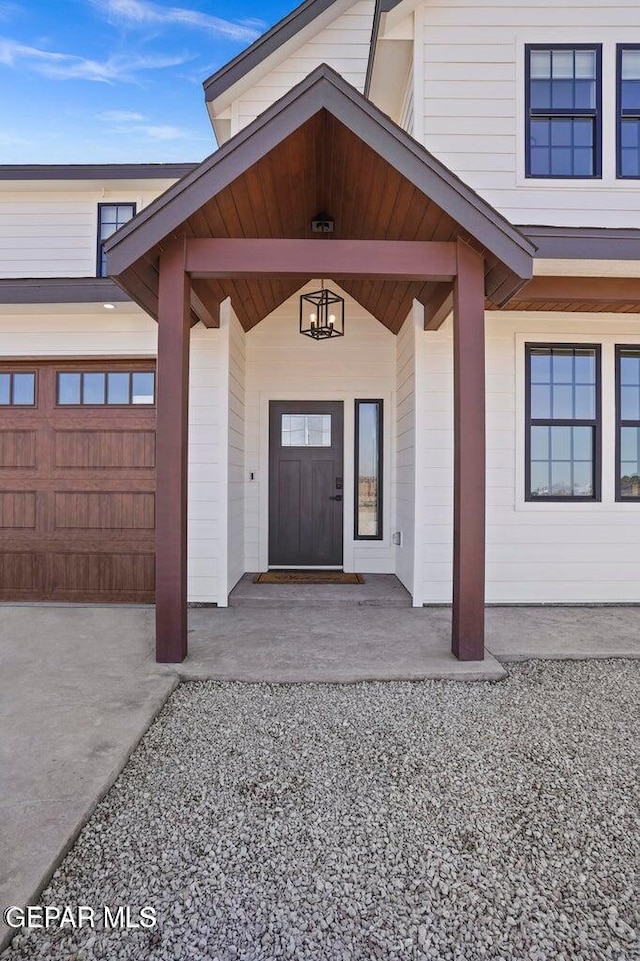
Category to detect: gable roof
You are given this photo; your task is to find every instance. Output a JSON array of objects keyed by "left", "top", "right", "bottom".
[
  {"left": 203, "top": 0, "right": 349, "bottom": 106},
  {"left": 109, "top": 64, "right": 534, "bottom": 282}
]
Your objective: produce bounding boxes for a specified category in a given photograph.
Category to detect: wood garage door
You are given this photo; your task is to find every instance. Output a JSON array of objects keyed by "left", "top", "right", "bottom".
[{"left": 0, "top": 360, "right": 156, "bottom": 603}]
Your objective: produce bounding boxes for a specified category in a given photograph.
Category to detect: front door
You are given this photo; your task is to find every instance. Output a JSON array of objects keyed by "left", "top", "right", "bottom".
[{"left": 269, "top": 401, "right": 344, "bottom": 566}]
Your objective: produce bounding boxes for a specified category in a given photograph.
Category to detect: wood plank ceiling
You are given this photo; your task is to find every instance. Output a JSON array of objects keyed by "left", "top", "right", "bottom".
[{"left": 129, "top": 109, "right": 514, "bottom": 334}]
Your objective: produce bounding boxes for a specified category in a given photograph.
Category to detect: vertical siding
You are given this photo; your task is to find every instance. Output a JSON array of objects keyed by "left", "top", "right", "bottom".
[
  {"left": 419, "top": 0, "right": 640, "bottom": 226},
  {"left": 227, "top": 305, "right": 246, "bottom": 593},
  {"left": 233, "top": 0, "right": 375, "bottom": 132},
  {"left": 415, "top": 311, "right": 640, "bottom": 604},
  {"left": 394, "top": 306, "right": 416, "bottom": 594},
  {"left": 244, "top": 282, "right": 396, "bottom": 574},
  {"left": 0, "top": 187, "right": 171, "bottom": 278}
]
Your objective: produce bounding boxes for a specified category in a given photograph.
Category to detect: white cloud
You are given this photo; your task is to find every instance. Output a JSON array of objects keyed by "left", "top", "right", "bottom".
[
  {"left": 90, "top": 0, "right": 264, "bottom": 43},
  {"left": 97, "top": 109, "right": 146, "bottom": 121},
  {"left": 0, "top": 37, "right": 190, "bottom": 82}
]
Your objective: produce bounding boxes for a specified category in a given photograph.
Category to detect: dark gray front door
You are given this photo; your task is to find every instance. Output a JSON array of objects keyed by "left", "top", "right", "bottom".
[{"left": 269, "top": 401, "right": 344, "bottom": 566}]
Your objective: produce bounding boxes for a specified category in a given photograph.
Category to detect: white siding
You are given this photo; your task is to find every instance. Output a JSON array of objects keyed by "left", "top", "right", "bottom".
[
  {"left": 418, "top": 0, "right": 640, "bottom": 226},
  {"left": 227, "top": 305, "right": 246, "bottom": 593},
  {"left": 233, "top": 0, "right": 374, "bottom": 133},
  {"left": 0, "top": 187, "right": 169, "bottom": 278},
  {"left": 244, "top": 282, "right": 396, "bottom": 574},
  {"left": 0, "top": 306, "right": 228, "bottom": 606},
  {"left": 394, "top": 305, "right": 417, "bottom": 595},
  {"left": 416, "top": 311, "right": 640, "bottom": 604}
]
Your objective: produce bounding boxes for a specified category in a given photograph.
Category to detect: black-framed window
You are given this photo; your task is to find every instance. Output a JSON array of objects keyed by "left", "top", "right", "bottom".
[
  {"left": 616, "top": 347, "right": 640, "bottom": 499},
  {"left": 0, "top": 371, "right": 36, "bottom": 406},
  {"left": 525, "top": 345, "right": 600, "bottom": 501},
  {"left": 525, "top": 45, "right": 602, "bottom": 178},
  {"left": 617, "top": 45, "right": 640, "bottom": 178},
  {"left": 57, "top": 370, "right": 155, "bottom": 406},
  {"left": 97, "top": 203, "right": 136, "bottom": 277},
  {"left": 354, "top": 399, "right": 383, "bottom": 539}
]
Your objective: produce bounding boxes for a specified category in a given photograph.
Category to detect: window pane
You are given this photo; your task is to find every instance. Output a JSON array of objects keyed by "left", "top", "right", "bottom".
[
  {"left": 531, "top": 385, "right": 551, "bottom": 419},
  {"left": 574, "top": 350, "right": 596, "bottom": 383},
  {"left": 552, "top": 352, "right": 573, "bottom": 383},
  {"left": 107, "top": 372, "right": 130, "bottom": 404},
  {"left": 550, "top": 426, "right": 571, "bottom": 460},
  {"left": 530, "top": 50, "right": 551, "bottom": 79},
  {"left": 621, "top": 49, "right": 640, "bottom": 80},
  {"left": 620, "top": 353, "right": 640, "bottom": 385},
  {"left": 530, "top": 146, "right": 550, "bottom": 175},
  {"left": 620, "top": 428, "right": 640, "bottom": 497},
  {"left": 530, "top": 80, "right": 551, "bottom": 109},
  {"left": 621, "top": 385, "right": 640, "bottom": 421},
  {"left": 573, "top": 121, "right": 593, "bottom": 148},
  {"left": 530, "top": 461, "right": 550, "bottom": 497},
  {"left": 550, "top": 120, "right": 572, "bottom": 146},
  {"left": 530, "top": 120, "right": 550, "bottom": 147},
  {"left": 530, "top": 426, "right": 549, "bottom": 460},
  {"left": 83, "top": 372, "right": 105, "bottom": 405},
  {"left": 574, "top": 385, "right": 595, "bottom": 420},
  {"left": 58, "top": 372, "right": 81, "bottom": 405},
  {"left": 551, "top": 80, "right": 573, "bottom": 109},
  {"left": 550, "top": 147, "right": 573, "bottom": 175},
  {"left": 530, "top": 350, "right": 551, "bottom": 382},
  {"left": 622, "top": 79, "right": 640, "bottom": 111},
  {"left": 573, "top": 149, "right": 593, "bottom": 177},
  {"left": 131, "top": 372, "right": 155, "bottom": 405},
  {"left": 356, "top": 402, "right": 381, "bottom": 538},
  {"left": 573, "top": 426, "right": 593, "bottom": 461},
  {"left": 575, "top": 50, "right": 596, "bottom": 79},
  {"left": 574, "top": 80, "right": 596, "bottom": 110},
  {"left": 552, "top": 385, "right": 573, "bottom": 418},
  {"left": 550, "top": 460, "right": 572, "bottom": 496},
  {"left": 552, "top": 50, "right": 574, "bottom": 79},
  {"left": 573, "top": 460, "right": 593, "bottom": 496},
  {"left": 281, "top": 413, "right": 331, "bottom": 447},
  {"left": 12, "top": 373, "right": 35, "bottom": 405},
  {"left": 0, "top": 373, "right": 10, "bottom": 405}
]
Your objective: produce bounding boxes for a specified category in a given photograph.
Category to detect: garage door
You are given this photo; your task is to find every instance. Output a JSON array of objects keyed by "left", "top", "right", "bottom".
[{"left": 0, "top": 360, "right": 156, "bottom": 603}]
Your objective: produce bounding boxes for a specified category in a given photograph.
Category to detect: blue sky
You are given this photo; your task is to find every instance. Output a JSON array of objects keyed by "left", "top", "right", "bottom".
[{"left": 0, "top": 0, "right": 291, "bottom": 163}]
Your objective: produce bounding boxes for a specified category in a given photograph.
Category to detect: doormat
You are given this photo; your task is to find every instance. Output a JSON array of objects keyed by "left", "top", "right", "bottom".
[{"left": 253, "top": 571, "right": 365, "bottom": 585}]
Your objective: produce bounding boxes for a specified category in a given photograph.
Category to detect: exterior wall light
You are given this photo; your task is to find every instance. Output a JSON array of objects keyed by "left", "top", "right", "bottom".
[
  {"left": 299, "top": 281, "right": 345, "bottom": 340},
  {"left": 102, "top": 303, "right": 116, "bottom": 310}
]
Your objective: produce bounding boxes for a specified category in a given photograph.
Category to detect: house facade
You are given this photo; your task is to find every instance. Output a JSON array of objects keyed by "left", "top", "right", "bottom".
[{"left": 1, "top": 0, "right": 640, "bottom": 662}]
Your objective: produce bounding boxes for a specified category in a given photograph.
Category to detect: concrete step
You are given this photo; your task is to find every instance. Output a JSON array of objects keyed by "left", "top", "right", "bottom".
[{"left": 229, "top": 573, "right": 413, "bottom": 609}]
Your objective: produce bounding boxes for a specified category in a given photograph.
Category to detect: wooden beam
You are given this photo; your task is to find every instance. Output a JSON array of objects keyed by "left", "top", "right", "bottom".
[
  {"left": 512, "top": 275, "right": 640, "bottom": 306},
  {"left": 421, "top": 283, "right": 454, "bottom": 330},
  {"left": 156, "top": 237, "right": 190, "bottom": 663},
  {"left": 186, "top": 238, "right": 457, "bottom": 282},
  {"left": 190, "top": 280, "right": 221, "bottom": 328},
  {"left": 452, "top": 238, "right": 485, "bottom": 661}
]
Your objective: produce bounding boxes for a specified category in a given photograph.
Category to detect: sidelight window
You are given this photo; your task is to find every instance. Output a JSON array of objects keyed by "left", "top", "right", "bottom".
[{"left": 354, "top": 400, "right": 383, "bottom": 539}]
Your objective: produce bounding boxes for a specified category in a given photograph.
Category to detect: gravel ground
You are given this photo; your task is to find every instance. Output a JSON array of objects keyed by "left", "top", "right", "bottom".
[{"left": 6, "top": 660, "right": 639, "bottom": 961}]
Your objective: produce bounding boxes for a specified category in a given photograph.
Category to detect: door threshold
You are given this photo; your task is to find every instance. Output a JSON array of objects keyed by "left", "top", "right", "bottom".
[{"left": 268, "top": 565, "right": 344, "bottom": 571}]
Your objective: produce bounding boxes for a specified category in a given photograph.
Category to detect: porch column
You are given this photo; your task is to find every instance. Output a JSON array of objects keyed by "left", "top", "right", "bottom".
[
  {"left": 156, "top": 238, "right": 190, "bottom": 663},
  {"left": 451, "top": 238, "right": 486, "bottom": 660}
]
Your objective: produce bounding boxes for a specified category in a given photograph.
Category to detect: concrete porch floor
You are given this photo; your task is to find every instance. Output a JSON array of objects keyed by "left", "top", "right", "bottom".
[{"left": 1, "top": 599, "right": 640, "bottom": 952}]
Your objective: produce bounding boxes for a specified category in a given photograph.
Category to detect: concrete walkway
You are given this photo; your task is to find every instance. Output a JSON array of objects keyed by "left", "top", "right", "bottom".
[{"left": 1, "top": 601, "right": 639, "bottom": 953}]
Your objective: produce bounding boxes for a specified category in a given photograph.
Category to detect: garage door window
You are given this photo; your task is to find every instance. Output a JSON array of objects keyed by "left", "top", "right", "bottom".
[
  {"left": 0, "top": 371, "right": 36, "bottom": 406},
  {"left": 57, "top": 371, "right": 155, "bottom": 406}
]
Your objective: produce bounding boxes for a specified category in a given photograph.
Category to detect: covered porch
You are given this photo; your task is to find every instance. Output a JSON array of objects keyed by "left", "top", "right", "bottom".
[{"left": 106, "top": 65, "right": 535, "bottom": 664}]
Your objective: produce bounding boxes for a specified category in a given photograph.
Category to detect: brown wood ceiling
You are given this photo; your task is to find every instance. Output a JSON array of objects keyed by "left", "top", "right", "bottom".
[{"left": 126, "top": 109, "right": 513, "bottom": 334}]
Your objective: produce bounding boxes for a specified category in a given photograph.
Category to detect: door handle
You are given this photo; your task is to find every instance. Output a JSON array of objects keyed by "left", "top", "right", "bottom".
[{"left": 329, "top": 494, "right": 343, "bottom": 502}]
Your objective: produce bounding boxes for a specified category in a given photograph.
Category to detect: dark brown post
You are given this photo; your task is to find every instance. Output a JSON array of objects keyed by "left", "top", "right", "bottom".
[
  {"left": 155, "top": 238, "right": 190, "bottom": 662},
  {"left": 451, "top": 238, "right": 485, "bottom": 660}
]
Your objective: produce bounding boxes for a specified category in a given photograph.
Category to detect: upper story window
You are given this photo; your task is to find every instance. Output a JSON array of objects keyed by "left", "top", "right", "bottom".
[
  {"left": 617, "top": 46, "right": 640, "bottom": 178},
  {"left": 97, "top": 203, "right": 136, "bottom": 277},
  {"left": 525, "top": 45, "right": 602, "bottom": 178},
  {"left": 526, "top": 345, "right": 600, "bottom": 501}
]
